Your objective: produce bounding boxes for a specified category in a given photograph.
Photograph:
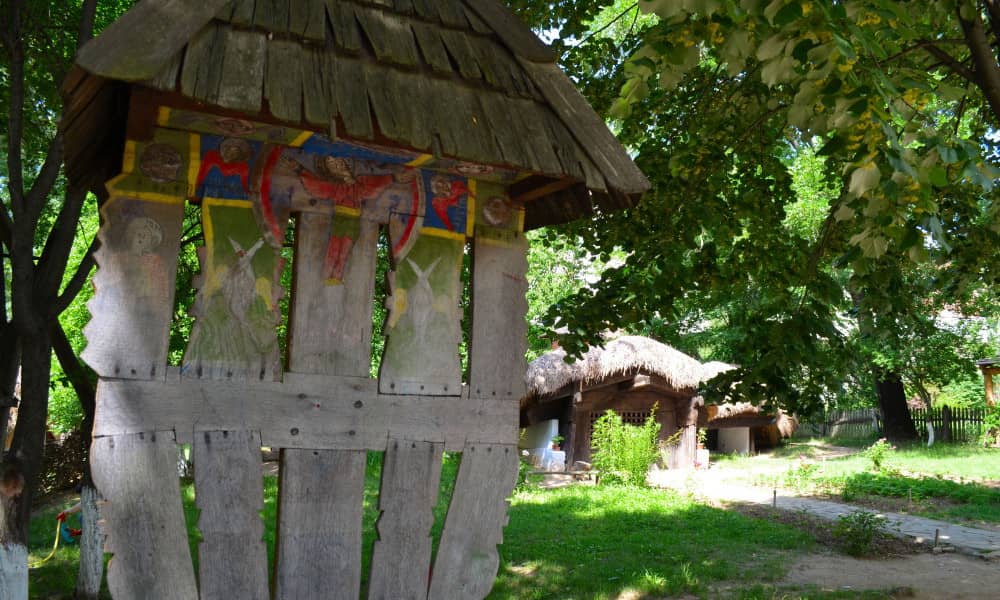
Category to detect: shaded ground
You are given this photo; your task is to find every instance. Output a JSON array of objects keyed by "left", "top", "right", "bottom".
[{"left": 655, "top": 441, "right": 1000, "bottom": 598}]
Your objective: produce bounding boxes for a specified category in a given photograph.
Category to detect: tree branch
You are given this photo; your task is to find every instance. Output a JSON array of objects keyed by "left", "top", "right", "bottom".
[
  {"left": 958, "top": 7, "right": 1000, "bottom": 124},
  {"left": 921, "top": 41, "right": 978, "bottom": 83},
  {"left": 0, "top": 203, "right": 13, "bottom": 250},
  {"left": 4, "top": 0, "right": 26, "bottom": 214},
  {"left": 24, "top": 132, "right": 65, "bottom": 228},
  {"left": 50, "top": 320, "right": 96, "bottom": 419},
  {"left": 35, "top": 185, "right": 87, "bottom": 308},
  {"left": 984, "top": 0, "right": 1000, "bottom": 46},
  {"left": 52, "top": 235, "right": 97, "bottom": 316},
  {"left": 77, "top": 0, "right": 98, "bottom": 49}
]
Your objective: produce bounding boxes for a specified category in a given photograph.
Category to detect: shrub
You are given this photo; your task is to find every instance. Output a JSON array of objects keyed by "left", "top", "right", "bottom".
[
  {"left": 832, "top": 510, "right": 889, "bottom": 556},
  {"left": 862, "top": 437, "right": 895, "bottom": 471},
  {"left": 591, "top": 408, "right": 660, "bottom": 487}
]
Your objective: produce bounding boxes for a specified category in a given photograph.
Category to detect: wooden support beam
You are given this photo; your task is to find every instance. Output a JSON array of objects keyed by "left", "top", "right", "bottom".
[{"left": 93, "top": 370, "right": 518, "bottom": 451}]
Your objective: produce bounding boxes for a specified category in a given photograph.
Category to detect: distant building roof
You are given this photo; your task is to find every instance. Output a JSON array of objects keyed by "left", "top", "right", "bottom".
[{"left": 63, "top": 0, "right": 649, "bottom": 228}]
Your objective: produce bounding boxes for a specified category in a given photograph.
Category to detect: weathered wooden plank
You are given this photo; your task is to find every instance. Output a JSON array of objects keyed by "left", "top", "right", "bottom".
[
  {"left": 394, "top": 71, "right": 434, "bottom": 151},
  {"left": 274, "top": 449, "right": 367, "bottom": 600},
  {"left": 75, "top": 485, "right": 105, "bottom": 598},
  {"left": 366, "top": 65, "right": 411, "bottom": 143},
  {"left": 434, "top": 0, "right": 469, "bottom": 28},
  {"left": 468, "top": 226, "right": 528, "bottom": 401},
  {"left": 93, "top": 371, "right": 517, "bottom": 451},
  {"left": 427, "top": 443, "right": 519, "bottom": 600},
  {"left": 463, "top": 5, "right": 493, "bottom": 34},
  {"left": 76, "top": 0, "right": 232, "bottom": 81},
  {"left": 393, "top": 0, "right": 414, "bottom": 14},
  {"left": 216, "top": 28, "right": 267, "bottom": 114},
  {"left": 409, "top": 0, "right": 439, "bottom": 22},
  {"left": 437, "top": 29, "right": 482, "bottom": 81},
  {"left": 454, "top": 87, "right": 500, "bottom": 165},
  {"left": 291, "top": 0, "right": 327, "bottom": 40},
  {"left": 266, "top": 38, "right": 304, "bottom": 123},
  {"left": 411, "top": 22, "right": 453, "bottom": 75},
  {"left": 302, "top": 46, "right": 332, "bottom": 126},
  {"left": 326, "top": 0, "right": 363, "bottom": 54},
  {"left": 354, "top": 6, "right": 419, "bottom": 66},
  {"left": 380, "top": 232, "right": 465, "bottom": 396},
  {"left": 464, "top": 0, "right": 556, "bottom": 63},
  {"left": 144, "top": 49, "right": 183, "bottom": 91},
  {"left": 523, "top": 101, "right": 573, "bottom": 176},
  {"left": 368, "top": 439, "right": 443, "bottom": 600},
  {"left": 276, "top": 203, "right": 377, "bottom": 599},
  {"left": 82, "top": 197, "right": 184, "bottom": 380},
  {"left": 519, "top": 60, "right": 651, "bottom": 195},
  {"left": 228, "top": 0, "right": 255, "bottom": 25},
  {"left": 182, "top": 199, "right": 286, "bottom": 382},
  {"left": 91, "top": 432, "right": 198, "bottom": 599},
  {"left": 180, "top": 22, "right": 223, "bottom": 103},
  {"left": 541, "top": 106, "right": 588, "bottom": 180},
  {"left": 254, "top": 0, "right": 290, "bottom": 33},
  {"left": 473, "top": 92, "right": 532, "bottom": 170},
  {"left": 194, "top": 430, "right": 269, "bottom": 600},
  {"left": 288, "top": 212, "right": 377, "bottom": 376},
  {"left": 335, "top": 56, "right": 375, "bottom": 139},
  {"left": 423, "top": 78, "right": 461, "bottom": 158}
]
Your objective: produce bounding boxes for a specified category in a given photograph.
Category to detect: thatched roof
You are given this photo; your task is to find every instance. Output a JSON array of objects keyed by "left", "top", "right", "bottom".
[
  {"left": 701, "top": 361, "right": 737, "bottom": 380},
  {"left": 62, "top": 0, "right": 649, "bottom": 228},
  {"left": 525, "top": 336, "right": 708, "bottom": 399},
  {"left": 701, "top": 403, "right": 798, "bottom": 438}
]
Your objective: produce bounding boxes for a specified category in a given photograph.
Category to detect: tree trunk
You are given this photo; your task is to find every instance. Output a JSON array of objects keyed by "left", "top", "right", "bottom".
[
  {"left": 0, "top": 329, "right": 52, "bottom": 596},
  {"left": 874, "top": 371, "right": 918, "bottom": 442}
]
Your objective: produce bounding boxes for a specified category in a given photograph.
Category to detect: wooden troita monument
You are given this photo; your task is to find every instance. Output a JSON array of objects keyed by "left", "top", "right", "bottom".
[{"left": 61, "top": 1, "right": 647, "bottom": 597}]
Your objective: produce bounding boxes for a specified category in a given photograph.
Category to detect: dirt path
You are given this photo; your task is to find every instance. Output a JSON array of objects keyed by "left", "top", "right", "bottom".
[
  {"left": 780, "top": 551, "right": 1000, "bottom": 599},
  {"left": 654, "top": 442, "right": 1000, "bottom": 598}
]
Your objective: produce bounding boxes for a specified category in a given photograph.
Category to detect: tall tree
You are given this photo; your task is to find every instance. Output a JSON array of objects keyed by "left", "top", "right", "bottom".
[
  {"left": 508, "top": 0, "right": 999, "bottom": 439},
  {"left": 1, "top": 0, "right": 131, "bottom": 589}
]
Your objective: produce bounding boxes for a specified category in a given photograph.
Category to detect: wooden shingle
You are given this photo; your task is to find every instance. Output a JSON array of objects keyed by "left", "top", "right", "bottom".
[{"left": 66, "top": 0, "right": 650, "bottom": 229}]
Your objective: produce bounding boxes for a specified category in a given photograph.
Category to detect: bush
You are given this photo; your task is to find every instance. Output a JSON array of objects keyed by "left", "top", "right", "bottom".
[
  {"left": 832, "top": 510, "right": 889, "bottom": 556},
  {"left": 591, "top": 408, "right": 660, "bottom": 487},
  {"left": 862, "top": 438, "right": 895, "bottom": 471}
]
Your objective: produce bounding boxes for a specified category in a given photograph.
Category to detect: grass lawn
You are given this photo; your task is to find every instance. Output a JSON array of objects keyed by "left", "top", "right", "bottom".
[
  {"left": 717, "top": 439, "right": 1000, "bottom": 525},
  {"left": 27, "top": 453, "right": 838, "bottom": 600}
]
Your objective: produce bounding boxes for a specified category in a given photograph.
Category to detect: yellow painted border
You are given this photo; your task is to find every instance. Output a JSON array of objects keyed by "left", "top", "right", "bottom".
[
  {"left": 187, "top": 133, "right": 200, "bottom": 193},
  {"left": 121, "top": 140, "right": 137, "bottom": 174},
  {"left": 105, "top": 173, "right": 186, "bottom": 205},
  {"left": 406, "top": 154, "right": 435, "bottom": 168},
  {"left": 289, "top": 130, "right": 313, "bottom": 148},
  {"left": 466, "top": 179, "right": 476, "bottom": 234},
  {"left": 156, "top": 106, "right": 171, "bottom": 127},
  {"left": 419, "top": 227, "right": 467, "bottom": 241},
  {"left": 334, "top": 205, "right": 362, "bottom": 218}
]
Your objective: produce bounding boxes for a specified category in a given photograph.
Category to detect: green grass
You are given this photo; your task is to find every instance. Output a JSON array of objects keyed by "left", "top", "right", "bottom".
[
  {"left": 489, "top": 485, "right": 811, "bottom": 599},
  {"left": 29, "top": 455, "right": 821, "bottom": 599},
  {"left": 751, "top": 441, "right": 1000, "bottom": 524}
]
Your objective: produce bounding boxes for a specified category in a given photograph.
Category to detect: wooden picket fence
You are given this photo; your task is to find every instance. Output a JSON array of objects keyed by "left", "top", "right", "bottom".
[
  {"left": 798, "top": 407, "right": 986, "bottom": 443},
  {"left": 910, "top": 406, "right": 986, "bottom": 443}
]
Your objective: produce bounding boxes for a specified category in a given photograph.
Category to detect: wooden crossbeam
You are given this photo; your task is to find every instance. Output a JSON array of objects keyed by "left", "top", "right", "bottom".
[{"left": 93, "top": 369, "right": 517, "bottom": 451}]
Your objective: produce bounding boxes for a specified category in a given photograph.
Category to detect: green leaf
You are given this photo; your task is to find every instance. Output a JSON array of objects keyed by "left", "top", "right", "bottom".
[
  {"left": 928, "top": 165, "right": 948, "bottom": 187},
  {"left": 774, "top": 2, "right": 803, "bottom": 26},
  {"left": 757, "top": 34, "right": 787, "bottom": 62},
  {"left": 849, "top": 163, "right": 881, "bottom": 196}
]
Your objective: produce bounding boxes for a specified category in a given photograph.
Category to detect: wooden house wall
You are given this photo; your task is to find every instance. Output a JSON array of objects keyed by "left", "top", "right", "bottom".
[{"left": 568, "top": 388, "right": 686, "bottom": 465}]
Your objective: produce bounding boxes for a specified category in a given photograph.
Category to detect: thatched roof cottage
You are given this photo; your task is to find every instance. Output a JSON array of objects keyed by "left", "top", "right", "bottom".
[{"left": 521, "top": 336, "right": 709, "bottom": 469}]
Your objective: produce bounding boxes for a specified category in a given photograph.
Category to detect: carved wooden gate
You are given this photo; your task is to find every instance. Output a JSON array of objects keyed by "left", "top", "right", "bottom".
[{"left": 83, "top": 105, "right": 527, "bottom": 599}]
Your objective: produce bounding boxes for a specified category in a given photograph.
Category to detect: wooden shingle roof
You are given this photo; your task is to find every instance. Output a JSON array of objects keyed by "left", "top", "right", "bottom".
[{"left": 63, "top": 0, "right": 649, "bottom": 228}]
